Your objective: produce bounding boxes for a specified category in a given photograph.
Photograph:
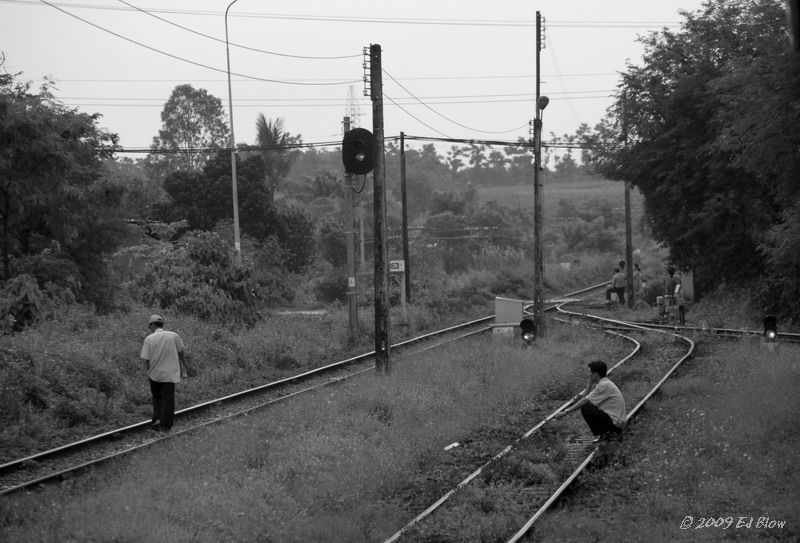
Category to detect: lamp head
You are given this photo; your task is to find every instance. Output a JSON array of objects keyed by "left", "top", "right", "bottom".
[{"left": 538, "top": 96, "right": 550, "bottom": 110}]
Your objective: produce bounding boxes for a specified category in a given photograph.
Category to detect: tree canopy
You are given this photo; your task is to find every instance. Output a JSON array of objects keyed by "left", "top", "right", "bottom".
[
  {"left": 0, "top": 66, "right": 127, "bottom": 313},
  {"left": 588, "top": 0, "right": 800, "bottom": 317},
  {"left": 147, "top": 84, "right": 229, "bottom": 178}
]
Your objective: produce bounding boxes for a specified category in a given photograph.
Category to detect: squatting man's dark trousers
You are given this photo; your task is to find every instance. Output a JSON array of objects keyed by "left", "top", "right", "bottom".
[
  {"left": 580, "top": 402, "right": 622, "bottom": 437},
  {"left": 149, "top": 379, "right": 175, "bottom": 431}
]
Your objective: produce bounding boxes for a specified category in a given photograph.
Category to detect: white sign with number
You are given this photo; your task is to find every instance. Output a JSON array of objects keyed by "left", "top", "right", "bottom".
[{"left": 389, "top": 260, "right": 405, "bottom": 273}]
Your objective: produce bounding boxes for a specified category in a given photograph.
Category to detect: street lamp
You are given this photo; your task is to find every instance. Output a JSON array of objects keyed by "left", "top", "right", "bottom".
[{"left": 225, "top": 0, "right": 242, "bottom": 265}]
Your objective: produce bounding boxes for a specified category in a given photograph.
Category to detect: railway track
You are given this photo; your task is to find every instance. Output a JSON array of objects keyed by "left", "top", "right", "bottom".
[
  {"left": 382, "top": 297, "right": 798, "bottom": 542},
  {"left": 382, "top": 300, "right": 696, "bottom": 542},
  {"left": 0, "top": 317, "right": 490, "bottom": 495},
  {"left": 0, "top": 283, "right": 608, "bottom": 496}
]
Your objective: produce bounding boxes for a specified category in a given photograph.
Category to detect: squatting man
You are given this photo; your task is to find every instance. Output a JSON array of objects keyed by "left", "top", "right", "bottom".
[{"left": 553, "top": 360, "right": 627, "bottom": 442}]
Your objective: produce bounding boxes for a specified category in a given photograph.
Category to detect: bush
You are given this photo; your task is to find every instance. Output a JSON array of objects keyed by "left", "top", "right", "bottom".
[
  {"left": 313, "top": 267, "right": 347, "bottom": 303},
  {"left": 129, "top": 231, "right": 258, "bottom": 325}
]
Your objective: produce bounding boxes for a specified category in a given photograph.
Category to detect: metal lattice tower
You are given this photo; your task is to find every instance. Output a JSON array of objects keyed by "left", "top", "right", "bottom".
[{"left": 345, "top": 85, "right": 363, "bottom": 131}]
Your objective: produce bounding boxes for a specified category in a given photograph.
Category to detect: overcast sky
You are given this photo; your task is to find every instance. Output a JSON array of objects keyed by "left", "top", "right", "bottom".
[{"left": 1, "top": 0, "right": 707, "bottom": 153}]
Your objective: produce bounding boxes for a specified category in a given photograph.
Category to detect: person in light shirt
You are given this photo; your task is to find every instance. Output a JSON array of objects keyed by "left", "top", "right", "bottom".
[
  {"left": 554, "top": 360, "right": 626, "bottom": 443},
  {"left": 140, "top": 314, "right": 188, "bottom": 433}
]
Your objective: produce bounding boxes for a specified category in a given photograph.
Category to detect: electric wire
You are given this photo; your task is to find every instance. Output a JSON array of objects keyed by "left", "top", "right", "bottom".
[
  {"left": 546, "top": 35, "right": 583, "bottom": 129},
  {"left": 1, "top": 2, "right": 686, "bottom": 28},
  {"left": 115, "top": 0, "right": 360, "bottom": 60},
  {"left": 383, "top": 68, "right": 530, "bottom": 135},
  {"left": 36, "top": 0, "right": 360, "bottom": 86},
  {"left": 117, "top": 133, "right": 608, "bottom": 154},
  {"left": 382, "top": 93, "right": 453, "bottom": 139}
]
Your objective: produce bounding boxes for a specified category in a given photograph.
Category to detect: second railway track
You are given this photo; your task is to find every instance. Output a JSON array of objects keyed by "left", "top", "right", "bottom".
[{"left": 0, "top": 283, "right": 608, "bottom": 496}]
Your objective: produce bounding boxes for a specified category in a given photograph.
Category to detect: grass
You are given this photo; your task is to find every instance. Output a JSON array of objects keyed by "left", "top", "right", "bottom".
[
  {"left": 0, "top": 328, "right": 623, "bottom": 543},
  {"left": 533, "top": 339, "right": 800, "bottom": 542}
]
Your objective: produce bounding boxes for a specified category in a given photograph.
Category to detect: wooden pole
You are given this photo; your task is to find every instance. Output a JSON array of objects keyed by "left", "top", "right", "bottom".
[
  {"left": 400, "top": 132, "right": 411, "bottom": 304},
  {"left": 370, "top": 44, "right": 391, "bottom": 373},
  {"left": 532, "top": 11, "right": 546, "bottom": 337}
]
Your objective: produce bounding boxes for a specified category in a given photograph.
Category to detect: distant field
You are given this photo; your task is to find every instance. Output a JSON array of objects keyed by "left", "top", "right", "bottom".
[{"left": 476, "top": 174, "right": 626, "bottom": 209}]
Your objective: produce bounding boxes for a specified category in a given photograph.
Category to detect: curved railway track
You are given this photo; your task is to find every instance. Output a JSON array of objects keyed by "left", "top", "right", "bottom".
[
  {"left": 0, "top": 283, "right": 608, "bottom": 496},
  {"left": 382, "top": 300, "right": 696, "bottom": 542},
  {"left": 382, "top": 298, "right": 798, "bottom": 542}
]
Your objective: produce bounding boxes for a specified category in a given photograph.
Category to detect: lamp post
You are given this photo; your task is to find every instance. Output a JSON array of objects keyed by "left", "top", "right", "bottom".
[{"left": 225, "top": 0, "right": 242, "bottom": 265}]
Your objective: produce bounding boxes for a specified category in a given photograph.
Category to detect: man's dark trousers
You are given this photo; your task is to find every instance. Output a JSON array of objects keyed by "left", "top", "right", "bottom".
[
  {"left": 149, "top": 379, "right": 175, "bottom": 431},
  {"left": 581, "top": 402, "right": 622, "bottom": 436}
]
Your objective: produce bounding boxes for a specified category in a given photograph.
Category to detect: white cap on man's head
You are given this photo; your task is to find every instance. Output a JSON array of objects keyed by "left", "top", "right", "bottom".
[{"left": 149, "top": 314, "right": 164, "bottom": 325}]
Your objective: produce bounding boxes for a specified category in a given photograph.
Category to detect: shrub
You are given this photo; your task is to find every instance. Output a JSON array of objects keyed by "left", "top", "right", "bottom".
[
  {"left": 130, "top": 231, "right": 258, "bottom": 325},
  {"left": 313, "top": 267, "right": 347, "bottom": 303}
]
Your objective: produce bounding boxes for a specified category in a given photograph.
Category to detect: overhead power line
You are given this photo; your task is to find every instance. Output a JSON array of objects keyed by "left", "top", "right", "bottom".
[
  {"left": 382, "top": 68, "right": 530, "bottom": 135},
  {"left": 119, "top": 134, "right": 618, "bottom": 155},
  {"left": 6, "top": 1, "right": 683, "bottom": 28},
  {"left": 115, "top": 0, "right": 360, "bottom": 60},
  {"left": 36, "top": 0, "right": 360, "bottom": 86}
]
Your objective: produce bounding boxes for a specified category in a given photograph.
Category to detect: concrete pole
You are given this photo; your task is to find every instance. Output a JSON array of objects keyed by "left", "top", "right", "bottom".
[
  {"left": 225, "top": 0, "right": 242, "bottom": 265},
  {"left": 343, "top": 117, "right": 359, "bottom": 340}
]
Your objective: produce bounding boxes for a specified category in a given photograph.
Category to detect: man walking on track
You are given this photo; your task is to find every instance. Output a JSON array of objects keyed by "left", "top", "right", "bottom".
[
  {"left": 141, "top": 314, "right": 188, "bottom": 433},
  {"left": 554, "top": 360, "right": 626, "bottom": 442}
]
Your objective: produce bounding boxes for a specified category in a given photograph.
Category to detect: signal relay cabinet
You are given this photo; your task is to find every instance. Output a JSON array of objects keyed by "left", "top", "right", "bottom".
[{"left": 494, "top": 297, "right": 532, "bottom": 345}]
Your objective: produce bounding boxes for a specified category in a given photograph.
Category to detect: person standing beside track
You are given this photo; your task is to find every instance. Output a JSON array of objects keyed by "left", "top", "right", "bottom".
[
  {"left": 554, "top": 360, "right": 626, "bottom": 443},
  {"left": 605, "top": 267, "right": 626, "bottom": 305},
  {"left": 140, "top": 314, "right": 188, "bottom": 433}
]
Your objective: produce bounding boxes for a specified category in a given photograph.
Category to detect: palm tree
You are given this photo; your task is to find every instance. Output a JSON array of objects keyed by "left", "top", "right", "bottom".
[{"left": 254, "top": 114, "right": 299, "bottom": 199}]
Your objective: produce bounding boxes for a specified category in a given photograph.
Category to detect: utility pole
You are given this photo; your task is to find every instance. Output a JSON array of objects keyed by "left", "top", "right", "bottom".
[
  {"left": 343, "top": 116, "right": 359, "bottom": 340},
  {"left": 224, "top": 0, "right": 242, "bottom": 264},
  {"left": 622, "top": 91, "right": 634, "bottom": 307},
  {"left": 400, "top": 132, "right": 411, "bottom": 303},
  {"left": 368, "top": 44, "right": 391, "bottom": 373},
  {"left": 532, "top": 11, "right": 547, "bottom": 337},
  {"left": 624, "top": 181, "right": 634, "bottom": 307}
]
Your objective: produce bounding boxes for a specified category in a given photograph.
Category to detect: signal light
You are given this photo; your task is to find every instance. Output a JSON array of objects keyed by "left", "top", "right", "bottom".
[
  {"left": 520, "top": 317, "right": 536, "bottom": 345},
  {"left": 342, "top": 128, "right": 376, "bottom": 175},
  {"left": 763, "top": 315, "right": 777, "bottom": 340}
]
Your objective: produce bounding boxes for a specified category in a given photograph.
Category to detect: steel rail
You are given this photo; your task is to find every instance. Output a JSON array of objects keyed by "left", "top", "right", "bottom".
[
  {"left": 0, "top": 320, "right": 495, "bottom": 495},
  {"left": 505, "top": 303, "right": 696, "bottom": 542},
  {"left": 0, "top": 283, "right": 605, "bottom": 495},
  {"left": 609, "top": 321, "right": 800, "bottom": 344},
  {"left": 0, "top": 316, "right": 497, "bottom": 480},
  {"left": 1, "top": 283, "right": 610, "bottom": 495},
  {"left": 382, "top": 324, "right": 641, "bottom": 543},
  {"left": 1, "top": 282, "right": 609, "bottom": 479}
]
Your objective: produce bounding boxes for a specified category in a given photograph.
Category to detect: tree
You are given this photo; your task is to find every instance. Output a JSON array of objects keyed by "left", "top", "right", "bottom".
[
  {"left": 157, "top": 150, "right": 314, "bottom": 273},
  {"left": 158, "top": 150, "right": 272, "bottom": 234},
  {"left": 0, "top": 65, "right": 126, "bottom": 312},
  {"left": 318, "top": 219, "right": 347, "bottom": 268},
  {"left": 254, "top": 114, "right": 301, "bottom": 198},
  {"left": 595, "top": 0, "right": 798, "bottom": 293},
  {"left": 147, "top": 84, "right": 229, "bottom": 178},
  {"left": 104, "top": 157, "right": 168, "bottom": 219}
]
